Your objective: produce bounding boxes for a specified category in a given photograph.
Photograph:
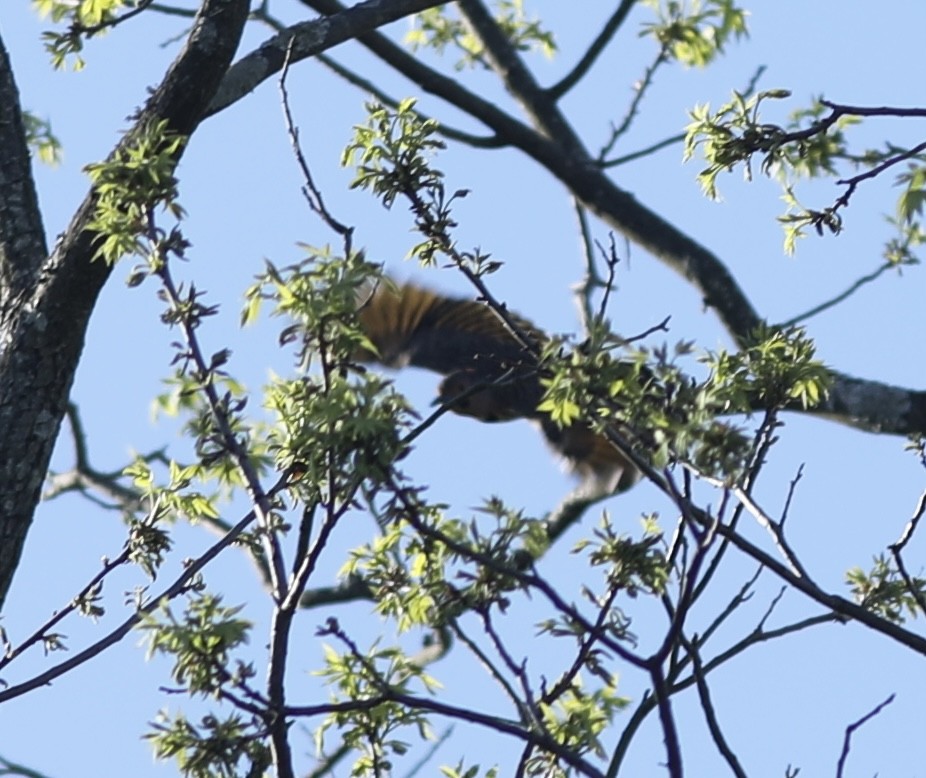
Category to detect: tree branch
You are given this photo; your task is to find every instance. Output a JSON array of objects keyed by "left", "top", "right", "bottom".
[
  {"left": 835, "top": 694, "right": 895, "bottom": 778},
  {"left": 0, "top": 32, "right": 47, "bottom": 308},
  {"left": 206, "top": 0, "right": 450, "bottom": 116},
  {"left": 546, "top": 0, "right": 638, "bottom": 100},
  {"left": 687, "top": 638, "right": 748, "bottom": 778}
]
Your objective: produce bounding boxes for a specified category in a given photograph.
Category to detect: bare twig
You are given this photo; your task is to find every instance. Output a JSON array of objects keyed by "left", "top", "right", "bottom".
[
  {"left": 598, "top": 45, "right": 669, "bottom": 163},
  {"left": 694, "top": 565, "right": 762, "bottom": 650},
  {"left": 888, "top": 488, "right": 926, "bottom": 616},
  {"left": 693, "top": 469, "right": 810, "bottom": 580},
  {"left": 687, "top": 638, "right": 748, "bottom": 778},
  {"left": 779, "top": 465, "right": 804, "bottom": 531},
  {"left": 547, "top": 0, "right": 638, "bottom": 100},
  {"left": 835, "top": 694, "right": 896, "bottom": 778},
  {"left": 450, "top": 620, "right": 528, "bottom": 722},
  {"left": 593, "top": 234, "right": 622, "bottom": 328},
  {"left": 572, "top": 200, "right": 602, "bottom": 334},
  {"left": 778, "top": 261, "right": 897, "bottom": 328},
  {"left": 0, "top": 546, "right": 131, "bottom": 671},
  {"left": 279, "top": 38, "right": 353, "bottom": 259}
]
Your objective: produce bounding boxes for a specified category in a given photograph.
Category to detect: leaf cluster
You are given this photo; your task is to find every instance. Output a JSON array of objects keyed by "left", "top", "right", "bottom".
[
  {"left": 22, "top": 111, "right": 62, "bottom": 165},
  {"left": 142, "top": 592, "right": 253, "bottom": 697},
  {"left": 34, "top": 0, "right": 132, "bottom": 69},
  {"left": 147, "top": 710, "right": 270, "bottom": 778},
  {"left": 343, "top": 98, "right": 445, "bottom": 212},
  {"left": 85, "top": 119, "right": 187, "bottom": 264},
  {"left": 641, "top": 0, "right": 748, "bottom": 67},
  {"left": 704, "top": 324, "right": 831, "bottom": 412},
  {"left": 406, "top": 1, "right": 556, "bottom": 71},
  {"left": 246, "top": 251, "right": 415, "bottom": 493},
  {"left": 686, "top": 91, "right": 926, "bottom": 261},
  {"left": 315, "top": 626, "right": 441, "bottom": 774},
  {"left": 847, "top": 556, "right": 926, "bottom": 624}
]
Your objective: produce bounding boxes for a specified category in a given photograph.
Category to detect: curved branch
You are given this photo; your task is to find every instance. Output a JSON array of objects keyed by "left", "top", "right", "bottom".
[
  {"left": 687, "top": 640, "right": 748, "bottom": 778},
  {"left": 206, "top": 0, "right": 450, "bottom": 116},
  {"left": 778, "top": 261, "right": 896, "bottom": 328},
  {"left": 546, "top": 0, "right": 638, "bottom": 100},
  {"left": 315, "top": 52, "right": 505, "bottom": 148}
]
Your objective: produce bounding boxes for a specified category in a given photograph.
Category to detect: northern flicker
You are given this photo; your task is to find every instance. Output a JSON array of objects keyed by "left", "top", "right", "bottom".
[{"left": 355, "top": 279, "right": 639, "bottom": 492}]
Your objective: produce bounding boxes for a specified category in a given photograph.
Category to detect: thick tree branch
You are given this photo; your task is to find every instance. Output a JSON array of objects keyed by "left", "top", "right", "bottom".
[
  {"left": 206, "top": 0, "right": 449, "bottom": 116},
  {"left": 804, "top": 373, "right": 926, "bottom": 436},
  {"left": 0, "top": 34, "right": 47, "bottom": 320},
  {"left": 0, "top": 0, "right": 250, "bottom": 610},
  {"left": 458, "top": 0, "right": 761, "bottom": 322}
]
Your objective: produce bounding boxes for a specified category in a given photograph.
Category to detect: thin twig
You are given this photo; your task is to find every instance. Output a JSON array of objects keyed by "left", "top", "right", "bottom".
[
  {"left": 0, "top": 545, "right": 131, "bottom": 671},
  {"left": 0, "top": 497, "right": 270, "bottom": 703},
  {"left": 598, "top": 45, "right": 669, "bottom": 163},
  {"left": 687, "top": 637, "right": 748, "bottom": 778},
  {"left": 572, "top": 199, "right": 602, "bottom": 334},
  {"left": 835, "top": 694, "right": 895, "bottom": 778},
  {"left": 547, "top": 0, "right": 637, "bottom": 100},
  {"left": 450, "top": 621, "right": 529, "bottom": 722},
  {"left": 888, "top": 488, "right": 926, "bottom": 616},
  {"left": 693, "top": 469, "right": 810, "bottom": 580},
  {"left": 279, "top": 38, "right": 353, "bottom": 258},
  {"left": 778, "top": 262, "right": 896, "bottom": 327},
  {"left": 779, "top": 464, "right": 804, "bottom": 531},
  {"left": 152, "top": 224, "right": 289, "bottom": 600}
]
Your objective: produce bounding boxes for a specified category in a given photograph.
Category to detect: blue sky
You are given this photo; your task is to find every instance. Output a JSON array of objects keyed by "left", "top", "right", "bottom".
[{"left": 2, "top": 2, "right": 926, "bottom": 776}]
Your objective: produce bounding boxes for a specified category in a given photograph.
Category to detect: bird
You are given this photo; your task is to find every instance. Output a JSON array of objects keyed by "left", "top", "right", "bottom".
[{"left": 354, "top": 278, "right": 640, "bottom": 493}]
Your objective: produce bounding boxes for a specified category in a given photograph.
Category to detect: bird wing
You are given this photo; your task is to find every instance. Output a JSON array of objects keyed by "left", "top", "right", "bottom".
[{"left": 356, "top": 281, "right": 544, "bottom": 375}]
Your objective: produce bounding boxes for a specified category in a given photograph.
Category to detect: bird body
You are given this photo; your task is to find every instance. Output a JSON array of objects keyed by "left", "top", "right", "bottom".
[{"left": 355, "top": 279, "right": 639, "bottom": 493}]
